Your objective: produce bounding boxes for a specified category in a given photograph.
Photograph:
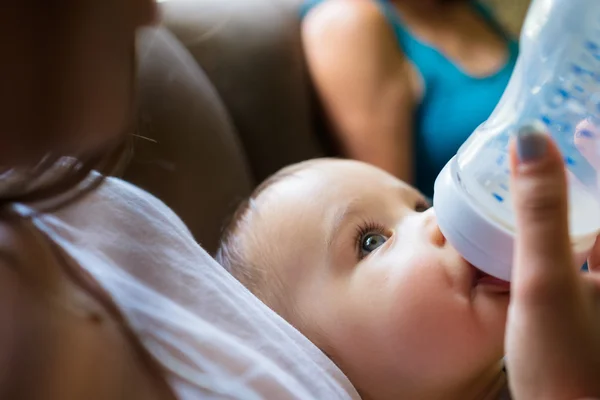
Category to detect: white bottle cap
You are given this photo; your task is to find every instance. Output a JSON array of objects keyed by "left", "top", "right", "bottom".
[
  {"left": 434, "top": 158, "right": 593, "bottom": 281},
  {"left": 433, "top": 159, "right": 514, "bottom": 281}
]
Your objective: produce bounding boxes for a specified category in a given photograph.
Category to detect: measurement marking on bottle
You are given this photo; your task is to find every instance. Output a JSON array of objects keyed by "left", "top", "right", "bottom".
[
  {"left": 541, "top": 115, "right": 552, "bottom": 125},
  {"left": 565, "top": 156, "right": 576, "bottom": 166},
  {"left": 500, "top": 183, "right": 509, "bottom": 191},
  {"left": 493, "top": 193, "right": 504, "bottom": 202},
  {"left": 579, "top": 129, "right": 594, "bottom": 138},
  {"left": 496, "top": 154, "right": 506, "bottom": 166}
]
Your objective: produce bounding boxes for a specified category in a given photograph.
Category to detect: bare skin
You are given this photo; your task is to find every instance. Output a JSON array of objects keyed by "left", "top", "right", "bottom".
[
  {"left": 237, "top": 159, "right": 510, "bottom": 400},
  {"left": 301, "top": 0, "right": 509, "bottom": 182},
  {"left": 0, "top": 219, "right": 175, "bottom": 400},
  {"left": 1, "top": 0, "right": 598, "bottom": 398}
]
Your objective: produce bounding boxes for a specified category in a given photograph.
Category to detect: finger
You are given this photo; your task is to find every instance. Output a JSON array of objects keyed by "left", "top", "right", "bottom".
[{"left": 510, "top": 124, "right": 577, "bottom": 300}]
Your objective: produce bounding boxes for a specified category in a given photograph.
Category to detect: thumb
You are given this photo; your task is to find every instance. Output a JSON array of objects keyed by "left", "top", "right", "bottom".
[{"left": 510, "top": 124, "right": 577, "bottom": 300}]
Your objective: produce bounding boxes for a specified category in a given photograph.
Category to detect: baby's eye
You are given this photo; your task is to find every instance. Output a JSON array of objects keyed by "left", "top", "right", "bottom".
[{"left": 360, "top": 233, "right": 388, "bottom": 257}]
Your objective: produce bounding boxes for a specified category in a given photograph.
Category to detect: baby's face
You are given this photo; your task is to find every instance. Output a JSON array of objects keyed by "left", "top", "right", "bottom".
[{"left": 253, "top": 160, "right": 509, "bottom": 400}]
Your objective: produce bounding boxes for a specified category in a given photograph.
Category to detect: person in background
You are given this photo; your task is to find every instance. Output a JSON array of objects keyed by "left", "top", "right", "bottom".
[
  {"left": 1, "top": 1, "right": 598, "bottom": 399},
  {"left": 301, "top": 0, "right": 518, "bottom": 197}
]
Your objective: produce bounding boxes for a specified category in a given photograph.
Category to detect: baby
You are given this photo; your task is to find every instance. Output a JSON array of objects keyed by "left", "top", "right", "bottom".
[{"left": 217, "top": 159, "right": 511, "bottom": 400}]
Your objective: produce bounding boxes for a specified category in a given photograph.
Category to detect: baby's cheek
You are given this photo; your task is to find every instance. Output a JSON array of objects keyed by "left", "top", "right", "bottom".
[
  {"left": 382, "top": 259, "right": 496, "bottom": 377},
  {"left": 322, "top": 251, "right": 502, "bottom": 391}
]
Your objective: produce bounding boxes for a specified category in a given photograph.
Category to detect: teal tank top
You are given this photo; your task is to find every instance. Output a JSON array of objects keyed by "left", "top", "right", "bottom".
[{"left": 301, "top": 0, "right": 519, "bottom": 197}]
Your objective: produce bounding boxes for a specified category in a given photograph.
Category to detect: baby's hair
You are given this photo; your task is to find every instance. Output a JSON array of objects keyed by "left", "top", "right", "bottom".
[{"left": 216, "top": 159, "right": 321, "bottom": 315}]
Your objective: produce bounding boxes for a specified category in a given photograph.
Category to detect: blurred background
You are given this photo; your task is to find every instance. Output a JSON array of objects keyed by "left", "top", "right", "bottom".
[
  {"left": 481, "top": 0, "right": 530, "bottom": 35},
  {"left": 129, "top": 0, "right": 533, "bottom": 253}
]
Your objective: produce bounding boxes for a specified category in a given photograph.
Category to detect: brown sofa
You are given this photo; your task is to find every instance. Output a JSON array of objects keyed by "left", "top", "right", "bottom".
[{"left": 127, "top": 0, "right": 329, "bottom": 254}]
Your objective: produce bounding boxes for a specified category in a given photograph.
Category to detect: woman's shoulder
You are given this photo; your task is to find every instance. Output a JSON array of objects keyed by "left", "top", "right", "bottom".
[
  {"left": 304, "top": 0, "right": 383, "bottom": 21},
  {"left": 302, "top": 0, "right": 396, "bottom": 48},
  {"left": 301, "top": 0, "right": 410, "bottom": 84}
]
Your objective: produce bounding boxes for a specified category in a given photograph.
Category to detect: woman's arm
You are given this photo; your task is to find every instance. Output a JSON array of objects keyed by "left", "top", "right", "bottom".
[{"left": 302, "top": 0, "right": 418, "bottom": 182}]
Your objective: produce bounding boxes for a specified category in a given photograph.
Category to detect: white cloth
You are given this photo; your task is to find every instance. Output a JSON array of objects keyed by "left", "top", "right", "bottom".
[{"left": 13, "top": 176, "right": 360, "bottom": 400}]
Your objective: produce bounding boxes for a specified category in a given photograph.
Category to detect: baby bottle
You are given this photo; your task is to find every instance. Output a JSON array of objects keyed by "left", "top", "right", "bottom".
[{"left": 434, "top": 0, "right": 600, "bottom": 281}]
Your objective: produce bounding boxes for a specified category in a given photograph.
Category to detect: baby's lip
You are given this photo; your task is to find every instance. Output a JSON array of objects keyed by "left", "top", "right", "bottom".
[{"left": 470, "top": 265, "right": 511, "bottom": 294}]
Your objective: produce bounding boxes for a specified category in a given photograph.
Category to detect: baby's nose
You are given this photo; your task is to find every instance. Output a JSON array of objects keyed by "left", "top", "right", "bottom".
[{"left": 422, "top": 209, "right": 446, "bottom": 247}]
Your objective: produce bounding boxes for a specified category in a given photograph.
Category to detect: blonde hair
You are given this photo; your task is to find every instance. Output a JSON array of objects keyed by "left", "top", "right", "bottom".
[
  {"left": 216, "top": 161, "right": 317, "bottom": 316},
  {"left": 216, "top": 169, "right": 291, "bottom": 312}
]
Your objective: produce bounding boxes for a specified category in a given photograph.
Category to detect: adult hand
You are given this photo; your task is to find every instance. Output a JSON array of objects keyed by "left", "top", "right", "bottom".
[{"left": 506, "top": 125, "right": 600, "bottom": 400}]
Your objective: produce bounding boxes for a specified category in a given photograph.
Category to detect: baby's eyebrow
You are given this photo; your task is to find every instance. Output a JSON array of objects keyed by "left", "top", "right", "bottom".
[{"left": 325, "top": 200, "right": 362, "bottom": 250}]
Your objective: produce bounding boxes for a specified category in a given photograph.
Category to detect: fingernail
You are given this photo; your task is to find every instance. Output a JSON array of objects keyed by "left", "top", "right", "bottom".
[{"left": 517, "top": 123, "right": 548, "bottom": 163}]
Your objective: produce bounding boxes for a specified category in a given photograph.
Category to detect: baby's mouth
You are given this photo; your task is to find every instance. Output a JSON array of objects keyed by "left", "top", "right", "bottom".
[{"left": 471, "top": 264, "right": 511, "bottom": 294}]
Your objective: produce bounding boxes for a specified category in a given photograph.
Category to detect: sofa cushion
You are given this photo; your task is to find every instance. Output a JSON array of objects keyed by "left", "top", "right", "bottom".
[
  {"left": 129, "top": 27, "right": 253, "bottom": 253},
  {"left": 161, "top": 0, "right": 324, "bottom": 182}
]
